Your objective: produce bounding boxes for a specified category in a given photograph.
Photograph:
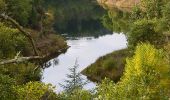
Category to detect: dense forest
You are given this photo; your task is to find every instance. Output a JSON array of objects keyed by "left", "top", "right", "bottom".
[{"left": 0, "top": 0, "right": 170, "bottom": 100}]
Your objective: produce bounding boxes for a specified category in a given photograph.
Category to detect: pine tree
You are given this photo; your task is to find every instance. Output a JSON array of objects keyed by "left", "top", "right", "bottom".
[{"left": 59, "top": 59, "right": 89, "bottom": 93}]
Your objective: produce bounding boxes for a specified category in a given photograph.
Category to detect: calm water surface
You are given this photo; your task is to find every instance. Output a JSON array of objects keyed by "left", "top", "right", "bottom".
[{"left": 42, "top": 33, "right": 127, "bottom": 92}]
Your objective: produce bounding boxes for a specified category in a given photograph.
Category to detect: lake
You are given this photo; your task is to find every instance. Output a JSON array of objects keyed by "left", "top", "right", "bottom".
[
  {"left": 42, "top": 33, "right": 127, "bottom": 92},
  {"left": 42, "top": 0, "right": 128, "bottom": 92}
]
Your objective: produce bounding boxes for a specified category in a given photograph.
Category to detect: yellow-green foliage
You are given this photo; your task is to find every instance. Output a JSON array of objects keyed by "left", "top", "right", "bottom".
[
  {"left": 97, "top": 43, "right": 170, "bottom": 99},
  {"left": 15, "top": 82, "right": 57, "bottom": 100}
]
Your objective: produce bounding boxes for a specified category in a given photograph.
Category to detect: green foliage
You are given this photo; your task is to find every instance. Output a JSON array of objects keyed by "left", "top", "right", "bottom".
[
  {"left": 0, "top": 24, "right": 41, "bottom": 85},
  {"left": 131, "top": 6, "right": 143, "bottom": 20},
  {"left": 0, "top": 76, "right": 57, "bottom": 100},
  {"left": 5, "top": 0, "right": 32, "bottom": 26},
  {"left": 15, "top": 81, "right": 57, "bottom": 100},
  {"left": 161, "top": 2, "right": 170, "bottom": 31},
  {"left": 0, "top": 63, "right": 42, "bottom": 84},
  {"left": 0, "top": 74, "right": 17, "bottom": 100},
  {"left": 0, "top": 23, "right": 29, "bottom": 58},
  {"left": 140, "top": 0, "right": 163, "bottom": 19},
  {"left": 96, "top": 78, "right": 116, "bottom": 100},
  {"left": 97, "top": 43, "right": 170, "bottom": 99},
  {"left": 128, "top": 19, "right": 166, "bottom": 49}
]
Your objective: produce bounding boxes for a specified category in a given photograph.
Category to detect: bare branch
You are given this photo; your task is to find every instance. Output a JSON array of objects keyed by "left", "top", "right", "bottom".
[{"left": 0, "top": 56, "right": 44, "bottom": 65}]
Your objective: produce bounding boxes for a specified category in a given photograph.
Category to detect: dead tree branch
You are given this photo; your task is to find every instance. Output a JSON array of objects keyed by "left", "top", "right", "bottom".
[{"left": 0, "top": 56, "right": 44, "bottom": 65}]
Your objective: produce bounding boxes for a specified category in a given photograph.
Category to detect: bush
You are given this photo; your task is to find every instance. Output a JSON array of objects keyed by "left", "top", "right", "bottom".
[{"left": 15, "top": 82, "right": 57, "bottom": 100}]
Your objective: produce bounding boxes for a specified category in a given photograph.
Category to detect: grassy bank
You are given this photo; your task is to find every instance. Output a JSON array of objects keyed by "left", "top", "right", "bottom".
[{"left": 82, "top": 48, "right": 129, "bottom": 83}]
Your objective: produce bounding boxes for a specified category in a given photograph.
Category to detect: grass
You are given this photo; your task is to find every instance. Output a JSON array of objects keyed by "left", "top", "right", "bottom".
[{"left": 82, "top": 48, "right": 129, "bottom": 83}]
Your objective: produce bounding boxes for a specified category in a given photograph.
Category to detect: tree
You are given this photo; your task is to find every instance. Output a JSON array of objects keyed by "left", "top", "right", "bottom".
[{"left": 60, "top": 60, "right": 88, "bottom": 93}]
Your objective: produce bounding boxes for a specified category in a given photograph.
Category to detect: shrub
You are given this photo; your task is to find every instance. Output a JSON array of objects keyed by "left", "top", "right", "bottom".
[{"left": 15, "top": 82, "right": 57, "bottom": 100}]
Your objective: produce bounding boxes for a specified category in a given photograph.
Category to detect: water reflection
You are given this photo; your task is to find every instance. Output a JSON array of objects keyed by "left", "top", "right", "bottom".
[
  {"left": 44, "top": 0, "right": 108, "bottom": 35},
  {"left": 42, "top": 33, "right": 127, "bottom": 92}
]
